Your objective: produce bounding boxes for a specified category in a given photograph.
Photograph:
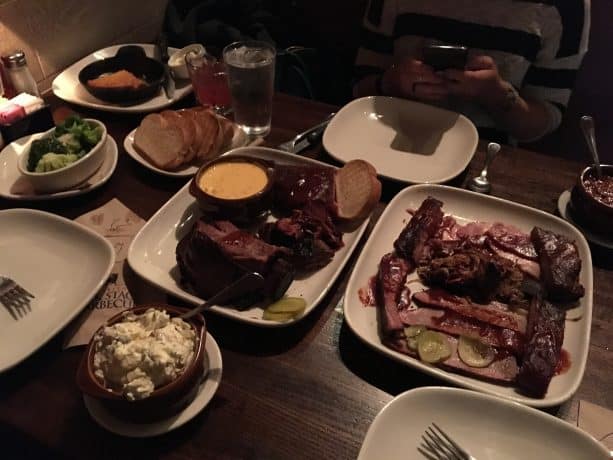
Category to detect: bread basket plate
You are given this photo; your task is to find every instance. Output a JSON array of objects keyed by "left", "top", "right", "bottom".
[
  {"left": 343, "top": 184, "right": 593, "bottom": 407},
  {"left": 323, "top": 96, "right": 478, "bottom": 184},
  {"left": 52, "top": 44, "right": 192, "bottom": 113},
  {"left": 127, "top": 147, "right": 370, "bottom": 327},
  {"left": 123, "top": 124, "right": 248, "bottom": 178}
]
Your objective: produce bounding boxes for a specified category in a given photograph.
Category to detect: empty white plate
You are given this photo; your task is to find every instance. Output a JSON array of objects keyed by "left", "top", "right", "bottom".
[
  {"left": 323, "top": 96, "right": 478, "bottom": 184},
  {"left": 84, "top": 331, "right": 222, "bottom": 437},
  {"left": 0, "top": 134, "right": 118, "bottom": 201},
  {"left": 344, "top": 184, "right": 593, "bottom": 407},
  {"left": 52, "top": 44, "right": 192, "bottom": 113},
  {"left": 358, "top": 387, "right": 608, "bottom": 460},
  {"left": 0, "top": 209, "right": 115, "bottom": 372}
]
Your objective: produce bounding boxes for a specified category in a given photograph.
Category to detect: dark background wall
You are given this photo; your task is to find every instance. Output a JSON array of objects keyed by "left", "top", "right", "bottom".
[{"left": 167, "top": 0, "right": 612, "bottom": 163}]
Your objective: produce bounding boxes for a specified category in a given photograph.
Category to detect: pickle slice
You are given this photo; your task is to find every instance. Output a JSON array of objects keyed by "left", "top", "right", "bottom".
[
  {"left": 458, "top": 335, "right": 495, "bottom": 368},
  {"left": 262, "top": 297, "right": 306, "bottom": 321},
  {"left": 262, "top": 310, "right": 296, "bottom": 322},
  {"left": 265, "top": 297, "right": 306, "bottom": 314},
  {"left": 416, "top": 331, "right": 452, "bottom": 363},
  {"left": 404, "top": 325, "right": 426, "bottom": 351}
]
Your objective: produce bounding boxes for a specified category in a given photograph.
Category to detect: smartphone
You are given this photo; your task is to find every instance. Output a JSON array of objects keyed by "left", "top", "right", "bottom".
[{"left": 422, "top": 45, "right": 468, "bottom": 71}]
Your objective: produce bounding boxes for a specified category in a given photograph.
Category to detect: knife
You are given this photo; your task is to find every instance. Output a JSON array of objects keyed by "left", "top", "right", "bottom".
[
  {"left": 278, "top": 113, "right": 335, "bottom": 154},
  {"left": 156, "top": 33, "right": 175, "bottom": 99}
]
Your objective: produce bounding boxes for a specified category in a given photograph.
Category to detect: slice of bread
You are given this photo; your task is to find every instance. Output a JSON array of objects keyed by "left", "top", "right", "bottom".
[
  {"left": 194, "top": 109, "right": 220, "bottom": 159},
  {"left": 177, "top": 110, "right": 201, "bottom": 163},
  {"left": 160, "top": 110, "right": 193, "bottom": 166},
  {"left": 215, "top": 114, "right": 236, "bottom": 150},
  {"left": 133, "top": 114, "right": 185, "bottom": 170},
  {"left": 334, "top": 160, "right": 381, "bottom": 225}
]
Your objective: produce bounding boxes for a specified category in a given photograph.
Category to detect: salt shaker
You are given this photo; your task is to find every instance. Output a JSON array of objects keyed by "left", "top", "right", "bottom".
[{"left": 2, "top": 50, "right": 39, "bottom": 97}]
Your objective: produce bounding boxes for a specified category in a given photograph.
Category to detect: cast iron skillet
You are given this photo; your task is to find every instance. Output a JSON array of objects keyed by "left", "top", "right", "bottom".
[{"left": 78, "top": 45, "right": 165, "bottom": 104}]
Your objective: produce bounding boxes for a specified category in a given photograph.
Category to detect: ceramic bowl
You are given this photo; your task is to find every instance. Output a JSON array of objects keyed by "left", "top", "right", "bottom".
[
  {"left": 169, "top": 44, "right": 206, "bottom": 80},
  {"left": 17, "top": 118, "right": 107, "bottom": 193},
  {"left": 189, "top": 155, "right": 275, "bottom": 224},
  {"left": 78, "top": 45, "right": 164, "bottom": 104},
  {"left": 570, "top": 164, "right": 613, "bottom": 234},
  {"left": 76, "top": 304, "right": 206, "bottom": 423}
]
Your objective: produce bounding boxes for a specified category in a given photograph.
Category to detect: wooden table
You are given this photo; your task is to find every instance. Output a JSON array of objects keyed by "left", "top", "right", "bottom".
[{"left": 1, "top": 93, "right": 611, "bottom": 459}]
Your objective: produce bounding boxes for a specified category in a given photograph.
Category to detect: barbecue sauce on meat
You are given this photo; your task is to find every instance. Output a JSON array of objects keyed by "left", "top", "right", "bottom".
[
  {"left": 394, "top": 197, "right": 444, "bottom": 263},
  {"left": 530, "top": 227, "right": 584, "bottom": 303}
]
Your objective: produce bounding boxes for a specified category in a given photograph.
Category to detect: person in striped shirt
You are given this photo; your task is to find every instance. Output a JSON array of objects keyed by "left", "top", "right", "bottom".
[{"left": 353, "top": 0, "right": 591, "bottom": 143}]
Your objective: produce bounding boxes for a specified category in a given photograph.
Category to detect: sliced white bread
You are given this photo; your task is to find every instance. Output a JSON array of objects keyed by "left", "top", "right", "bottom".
[
  {"left": 177, "top": 110, "right": 201, "bottom": 163},
  {"left": 194, "top": 109, "right": 220, "bottom": 159},
  {"left": 160, "top": 110, "right": 193, "bottom": 166},
  {"left": 133, "top": 114, "right": 185, "bottom": 170},
  {"left": 215, "top": 114, "right": 236, "bottom": 150},
  {"left": 334, "top": 159, "right": 381, "bottom": 225}
]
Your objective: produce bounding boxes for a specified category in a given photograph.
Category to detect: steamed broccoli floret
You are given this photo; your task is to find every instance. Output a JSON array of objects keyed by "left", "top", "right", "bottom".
[
  {"left": 34, "top": 153, "right": 79, "bottom": 173},
  {"left": 56, "top": 133, "right": 83, "bottom": 154},
  {"left": 27, "top": 137, "right": 67, "bottom": 171},
  {"left": 54, "top": 115, "right": 102, "bottom": 152}
]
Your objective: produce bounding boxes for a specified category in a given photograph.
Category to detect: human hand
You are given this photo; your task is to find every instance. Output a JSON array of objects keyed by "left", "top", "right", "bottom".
[
  {"left": 381, "top": 58, "right": 448, "bottom": 102},
  {"left": 443, "top": 55, "right": 507, "bottom": 106}
]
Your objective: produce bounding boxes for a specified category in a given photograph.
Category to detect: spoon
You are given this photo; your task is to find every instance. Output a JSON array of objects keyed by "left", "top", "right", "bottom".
[
  {"left": 468, "top": 142, "right": 501, "bottom": 194},
  {"left": 580, "top": 115, "right": 602, "bottom": 178},
  {"left": 180, "top": 271, "right": 265, "bottom": 320}
]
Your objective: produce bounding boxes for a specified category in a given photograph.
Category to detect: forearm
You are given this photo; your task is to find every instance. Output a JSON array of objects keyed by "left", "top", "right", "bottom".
[{"left": 481, "top": 81, "right": 552, "bottom": 142}]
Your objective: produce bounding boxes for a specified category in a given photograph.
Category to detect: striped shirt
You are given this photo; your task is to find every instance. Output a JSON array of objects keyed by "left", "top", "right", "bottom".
[{"left": 355, "top": 0, "right": 591, "bottom": 142}]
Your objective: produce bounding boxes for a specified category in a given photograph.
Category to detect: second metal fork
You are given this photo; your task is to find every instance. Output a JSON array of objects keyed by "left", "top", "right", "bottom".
[
  {"left": 0, "top": 276, "right": 35, "bottom": 320},
  {"left": 418, "top": 423, "right": 476, "bottom": 460}
]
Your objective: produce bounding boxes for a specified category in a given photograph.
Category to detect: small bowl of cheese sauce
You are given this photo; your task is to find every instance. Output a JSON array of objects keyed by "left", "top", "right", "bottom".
[{"left": 190, "top": 155, "right": 274, "bottom": 223}]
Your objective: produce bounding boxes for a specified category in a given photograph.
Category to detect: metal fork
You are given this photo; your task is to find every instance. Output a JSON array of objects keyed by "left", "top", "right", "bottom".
[
  {"left": 0, "top": 276, "right": 35, "bottom": 320},
  {"left": 418, "top": 423, "right": 476, "bottom": 460}
]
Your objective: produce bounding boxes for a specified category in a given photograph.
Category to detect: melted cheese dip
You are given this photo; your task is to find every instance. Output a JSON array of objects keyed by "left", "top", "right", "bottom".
[{"left": 199, "top": 161, "right": 268, "bottom": 199}]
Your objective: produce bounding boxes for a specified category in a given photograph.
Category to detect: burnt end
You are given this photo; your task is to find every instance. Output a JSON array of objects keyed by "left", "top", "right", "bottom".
[
  {"left": 393, "top": 196, "right": 444, "bottom": 263},
  {"left": 176, "top": 218, "right": 293, "bottom": 302},
  {"left": 517, "top": 297, "right": 565, "bottom": 397},
  {"left": 530, "top": 227, "right": 584, "bottom": 303},
  {"left": 272, "top": 164, "right": 337, "bottom": 215},
  {"left": 260, "top": 203, "right": 342, "bottom": 272}
]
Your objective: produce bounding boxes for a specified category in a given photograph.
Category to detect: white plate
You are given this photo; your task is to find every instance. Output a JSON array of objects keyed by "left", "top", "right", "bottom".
[
  {"left": 123, "top": 125, "right": 248, "bottom": 178},
  {"left": 323, "top": 96, "right": 478, "bottom": 184},
  {"left": 0, "top": 209, "right": 115, "bottom": 372},
  {"left": 0, "top": 134, "right": 118, "bottom": 201},
  {"left": 128, "top": 146, "right": 370, "bottom": 327},
  {"left": 558, "top": 189, "right": 613, "bottom": 250},
  {"left": 344, "top": 184, "right": 593, "bottom": 407},
  {"left": 52, "top": 44, "right": 192, "bottom": 113},
  {"left": 358, "top": 387, "right": 609, "bottom": 460},
  {"left": 84, "top": 331, "right": 222, "bottom": 437}
]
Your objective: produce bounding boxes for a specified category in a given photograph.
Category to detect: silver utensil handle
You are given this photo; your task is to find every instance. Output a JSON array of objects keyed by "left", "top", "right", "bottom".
[
  {"left": 580, "top": 115, "right": 602, "bottom": 176},
  {"left": 480, "top": 142, "right": 501, "bottom": 178},
  {"left": 282, "top": 112, "right": 335, "bottom": 150}
]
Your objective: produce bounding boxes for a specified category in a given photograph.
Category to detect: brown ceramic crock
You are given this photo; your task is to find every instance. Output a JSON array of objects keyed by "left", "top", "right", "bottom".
[
  {"left": 76, "top": 304, "right": 206, "bottom": 423},
  {"left": 569, "top": 164, "right": 613, "bottom": 235},
  {"left": 189, "top": 155, "right": 275, "bottom": 224}
]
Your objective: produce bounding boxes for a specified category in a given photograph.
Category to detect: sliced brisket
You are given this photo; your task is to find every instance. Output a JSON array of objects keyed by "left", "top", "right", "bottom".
[
  {"left": 272, "top": 164, "right": 336, "bottom": 215},
  {"left": 375, "top": 252, "right": 412, "bottom": 338},
  {"left": 177, "top": 219, "right": 294, "bottom": 301}
]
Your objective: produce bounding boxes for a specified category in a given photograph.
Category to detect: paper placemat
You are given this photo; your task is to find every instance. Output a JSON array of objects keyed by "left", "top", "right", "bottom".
[
  {"left": 578, "top": 400, "right": 613, "bottom": 451},
  {"left": 63, "top": 198, "right": 165, "bottom": 348}
]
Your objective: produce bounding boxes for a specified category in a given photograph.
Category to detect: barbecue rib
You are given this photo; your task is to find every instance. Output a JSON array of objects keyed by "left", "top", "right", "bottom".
[
  {"left": 517, "top": 296, "right": 566, "bottom": 397},
  {"left": 531, "top": 227, "right": 584, "bottom": 303},
  {"left": 394, "top": 197, "right": 444, "bottom": 263}
]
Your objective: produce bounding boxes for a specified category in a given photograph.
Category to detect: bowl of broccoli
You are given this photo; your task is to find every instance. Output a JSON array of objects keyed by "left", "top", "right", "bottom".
[{"left": 18, "top": 116, "right": 107, "bottom": 192}]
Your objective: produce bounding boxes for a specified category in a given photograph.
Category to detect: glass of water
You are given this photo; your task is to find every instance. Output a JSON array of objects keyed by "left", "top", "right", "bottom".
[{"left": 223, "top": 41, "right": 276, "bottom": 137}]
